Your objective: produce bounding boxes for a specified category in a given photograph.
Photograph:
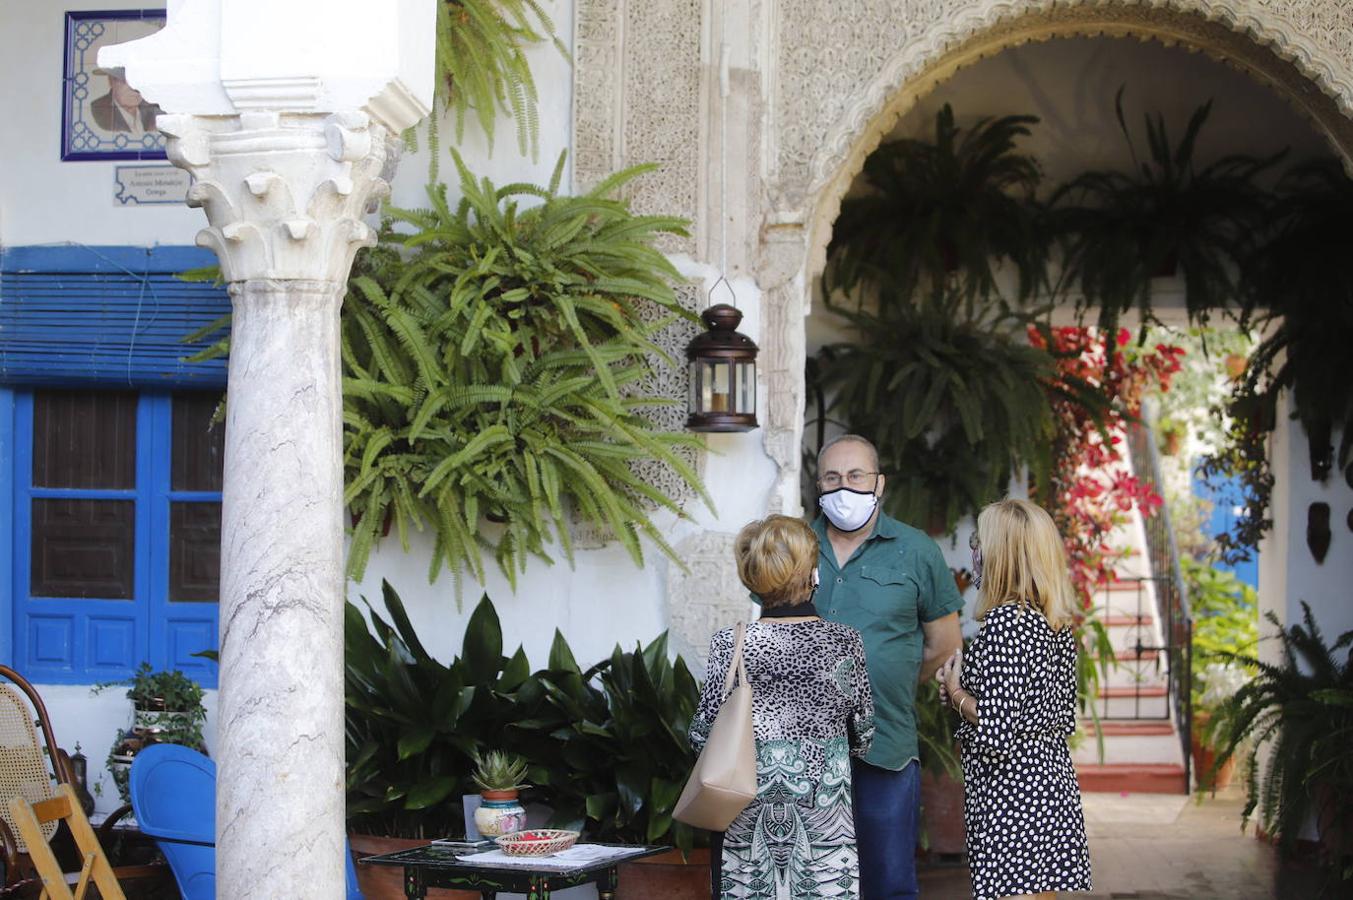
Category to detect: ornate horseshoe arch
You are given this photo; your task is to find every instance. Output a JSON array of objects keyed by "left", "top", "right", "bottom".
[{"left": 571, "top": 0, "right": 1353, "bottom": 664}]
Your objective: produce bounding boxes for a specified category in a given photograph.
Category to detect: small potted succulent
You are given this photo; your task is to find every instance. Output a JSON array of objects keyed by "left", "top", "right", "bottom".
[{"left": 470, "top": 751, "right": 528, "bottom": 838}]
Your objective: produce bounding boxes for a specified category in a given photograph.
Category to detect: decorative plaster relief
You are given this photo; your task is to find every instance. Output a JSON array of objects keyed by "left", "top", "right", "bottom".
[{"left": 665, "top": 531, "right": 752, "bottom": 675}]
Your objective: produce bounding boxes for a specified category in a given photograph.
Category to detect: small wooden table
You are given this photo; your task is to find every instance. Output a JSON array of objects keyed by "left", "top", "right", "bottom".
[{"left": 359, "top": 842, "right": 667, "bottom": 900}]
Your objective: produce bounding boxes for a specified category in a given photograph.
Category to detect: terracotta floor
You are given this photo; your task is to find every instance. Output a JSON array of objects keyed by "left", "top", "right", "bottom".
[{"left": 917, "top": 786, "right": 1325, "bottom": 899}]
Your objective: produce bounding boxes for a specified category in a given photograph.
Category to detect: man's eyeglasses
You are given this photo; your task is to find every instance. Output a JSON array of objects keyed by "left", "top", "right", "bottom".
[{"left": 819, "top": 470, "right": 879, "bottom": 490}]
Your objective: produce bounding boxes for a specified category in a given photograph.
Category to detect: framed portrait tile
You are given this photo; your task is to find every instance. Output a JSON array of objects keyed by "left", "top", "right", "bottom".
[{"left": 61, "top": 10, "right": 168, "bottom": 161}]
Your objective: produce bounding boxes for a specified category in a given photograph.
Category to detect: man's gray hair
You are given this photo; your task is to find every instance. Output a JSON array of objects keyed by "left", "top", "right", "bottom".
[{"left": 817, "top": 434, "right": 880, "bottom": 472}]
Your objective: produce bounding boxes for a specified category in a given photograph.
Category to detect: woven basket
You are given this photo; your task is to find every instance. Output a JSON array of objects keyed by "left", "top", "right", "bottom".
[{"left": 494, "top": 829, "right": 580, "bottom": 857}]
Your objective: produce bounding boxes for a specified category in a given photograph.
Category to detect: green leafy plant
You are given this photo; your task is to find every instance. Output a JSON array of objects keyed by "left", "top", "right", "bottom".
[
  {"left": 1209, "top": 603, "right": 1353, "bottom": 891},
  {"left": 96, "top": 665, "right": 208, "bottom": 803},
  {"left": 436, "top": 0, "right": 568, "bottom": 159},
  {"left": 1240, "top": 158, "right": 1353, "bottom": 475},
  {"left": 825, "top": 104, "right": 1048, "bottom": 308},
  {"left": 471, "top": 750, "right": 530, "bottom": 793},
  {"left": 915, "top": 680, "right": 962, "bottom": 780},
  {"left": 1051, "top": 89, "right": 1280, "bottom": 346},
  {"left": 1182, "top": 557, "right": 1258, "bottom": 712},
  {"left": 343, "top": 152, "right": 710, "bottom": 586},
  {"left": 344, "top": 581, "right": 703, "bottom": 849},
  {"left": 809, "top": 294, "right": 1077, "bottom": 534},
  {"left": 571, "top": 633, "right": 702, "bottom": 850},
  {"left": 345, "top": 582, "right": 546, "bottom": 838}
]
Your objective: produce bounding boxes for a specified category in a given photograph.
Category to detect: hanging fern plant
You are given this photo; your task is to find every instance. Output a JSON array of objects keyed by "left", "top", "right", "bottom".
[
  {"left": 1050, "top": 88, "right": 1281, "bottom": 344},
  {"left": 811, "top": 290, "right": 1099, "bottom": 534},
  {"left": 437, "top": 0, "right": 568, "bottom": 159},
  {"left": 825, "top": 104, "right": 1049, "bottom": 309},
  {"left": 343, "top": 151, "right": 711, "bottom": 586}
]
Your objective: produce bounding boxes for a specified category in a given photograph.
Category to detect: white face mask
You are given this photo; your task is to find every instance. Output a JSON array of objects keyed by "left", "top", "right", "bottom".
[{"left": 819, "top": 487, "right": 878, "bottom": 533}]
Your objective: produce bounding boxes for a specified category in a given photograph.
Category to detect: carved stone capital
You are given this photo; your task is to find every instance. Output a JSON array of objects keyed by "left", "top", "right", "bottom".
[{"left": 157, "top": 110, "right": 397, "bottom": 283}]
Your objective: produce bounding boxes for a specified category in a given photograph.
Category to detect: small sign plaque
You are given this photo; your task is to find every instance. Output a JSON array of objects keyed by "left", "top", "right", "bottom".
[{"left": 114, "top": 164, "right": 191, "bottom": 206}]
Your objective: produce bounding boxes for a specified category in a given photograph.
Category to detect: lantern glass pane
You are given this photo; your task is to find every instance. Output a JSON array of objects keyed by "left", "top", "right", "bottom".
[
  {"left": 708, "top": 361, "right": 732, "bottom": 413},
  {"left": 736, "top": 361, "right": 756, "bottom": 415},
  {"left": 688, "top": 359, "right": 700, "bottom": 412}
]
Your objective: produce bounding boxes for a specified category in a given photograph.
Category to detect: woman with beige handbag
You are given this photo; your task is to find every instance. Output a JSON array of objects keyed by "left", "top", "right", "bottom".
[{"left": 687, "top": 515, "right": 876, "bottom": 900}]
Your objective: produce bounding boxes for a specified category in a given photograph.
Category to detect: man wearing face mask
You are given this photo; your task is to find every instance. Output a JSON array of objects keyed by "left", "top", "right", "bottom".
[{"left": 810, "top": 434, "right": 963, "bottom": 899}]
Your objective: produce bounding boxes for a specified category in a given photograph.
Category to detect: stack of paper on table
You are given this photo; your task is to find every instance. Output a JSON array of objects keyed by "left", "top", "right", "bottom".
[{"left": 456, "top": 845, "right": 650, "bottom": 869}]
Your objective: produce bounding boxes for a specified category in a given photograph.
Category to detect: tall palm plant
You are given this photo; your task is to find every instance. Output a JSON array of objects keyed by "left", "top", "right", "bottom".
[
  {"left": 1051, "top": 89, "right": 1280, "bottom": 343},
  {"left": 825, "top": 104, "right": 1048, "bottom": 309}
]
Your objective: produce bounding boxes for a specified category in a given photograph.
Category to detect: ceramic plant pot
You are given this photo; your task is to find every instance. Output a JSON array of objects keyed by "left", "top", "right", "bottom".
[{"left": 473, "top": 790, "right": 526, "bottom": 837}]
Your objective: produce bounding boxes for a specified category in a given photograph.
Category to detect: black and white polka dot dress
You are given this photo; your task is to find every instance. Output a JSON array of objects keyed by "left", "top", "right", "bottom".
[{"left": 956, "top": 603, "right": 1092, "bottom": 900}]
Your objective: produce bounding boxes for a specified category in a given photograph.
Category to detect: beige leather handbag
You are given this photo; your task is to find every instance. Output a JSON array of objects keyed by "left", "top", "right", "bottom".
[{"left": 673, "top": 622, "right": 757, "bottom": 831}]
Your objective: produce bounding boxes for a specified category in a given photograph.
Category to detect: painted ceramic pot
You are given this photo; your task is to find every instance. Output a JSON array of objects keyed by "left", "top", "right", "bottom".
[{"left": 474, "top": 791, "right": 526, "bottom": 837}]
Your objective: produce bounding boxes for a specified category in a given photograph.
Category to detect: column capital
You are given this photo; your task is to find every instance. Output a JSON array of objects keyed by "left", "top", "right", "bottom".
[{"left": 158, "top": 110, "right": 396, "bottom": 283}]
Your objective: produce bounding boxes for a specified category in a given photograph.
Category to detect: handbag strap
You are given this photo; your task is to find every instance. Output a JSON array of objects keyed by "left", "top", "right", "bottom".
[{"left": 722, "top": 622, "right": 749, "bottom": 699}]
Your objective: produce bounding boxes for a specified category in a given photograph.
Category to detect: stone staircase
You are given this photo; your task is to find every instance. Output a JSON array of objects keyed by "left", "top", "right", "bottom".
[{"left": 1072, "top": 507, "right": 1190, "bottom": 795}]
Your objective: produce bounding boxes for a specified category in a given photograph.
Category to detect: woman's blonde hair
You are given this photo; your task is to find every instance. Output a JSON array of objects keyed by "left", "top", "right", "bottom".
[
  {"left": 975, "top": 498, "right": 1078, "bottom": 630},
  {"left": 734, "top": 515, "right": 819, "bottom": 608}
]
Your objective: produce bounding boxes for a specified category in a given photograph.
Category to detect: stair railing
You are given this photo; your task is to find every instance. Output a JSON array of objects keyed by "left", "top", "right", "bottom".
[{"left": 1122, "top": 418, "right": 1194, "bottom": 790}]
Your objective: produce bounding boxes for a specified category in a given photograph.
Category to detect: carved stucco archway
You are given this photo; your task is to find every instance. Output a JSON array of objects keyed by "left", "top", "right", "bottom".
[{"left": 572, "top": 0, "right": 1353, "bottom": 666}]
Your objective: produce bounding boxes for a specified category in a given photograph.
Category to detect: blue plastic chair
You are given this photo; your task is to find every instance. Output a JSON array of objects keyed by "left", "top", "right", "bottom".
[{"left": 128, "top": 744, "right": 363, "bottom": 900}]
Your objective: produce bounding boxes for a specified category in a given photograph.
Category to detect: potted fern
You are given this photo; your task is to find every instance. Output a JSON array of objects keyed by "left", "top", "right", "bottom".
[
  {"left": 1208, "top": 603, "right": 1352, "bottom": 891},
  {"left": 471, "top": 751, "right": 529, "bottom": 837}
]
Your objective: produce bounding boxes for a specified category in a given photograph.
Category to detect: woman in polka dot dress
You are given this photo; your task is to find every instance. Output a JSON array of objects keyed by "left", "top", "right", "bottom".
[{"left": 936, "top": 498, "right": 1092, "bottom": 900}]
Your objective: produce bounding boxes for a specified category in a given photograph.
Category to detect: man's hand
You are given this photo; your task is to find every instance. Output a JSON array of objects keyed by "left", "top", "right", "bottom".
[{"left": 919, "top": 611, "right": 961, "bottom": 683}]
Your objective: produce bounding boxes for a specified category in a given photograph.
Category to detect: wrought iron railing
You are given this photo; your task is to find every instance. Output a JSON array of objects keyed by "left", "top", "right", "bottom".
[{"left": 1120, "top": 419, "right": 1194, "bottom": 788}]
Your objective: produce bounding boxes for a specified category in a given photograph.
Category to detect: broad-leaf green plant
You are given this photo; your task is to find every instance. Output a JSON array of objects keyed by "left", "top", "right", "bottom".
[
  {"left": 344, "top": 581, "right": 704, "bottom": 849},
  {"left": 343, "top": 152, "right": 711, "bottom": 586}
]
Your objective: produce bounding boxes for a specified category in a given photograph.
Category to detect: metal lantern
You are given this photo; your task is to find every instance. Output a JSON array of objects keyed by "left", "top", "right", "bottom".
[{"left": 686, "top": 303, "right": 758, "bottom": 432}]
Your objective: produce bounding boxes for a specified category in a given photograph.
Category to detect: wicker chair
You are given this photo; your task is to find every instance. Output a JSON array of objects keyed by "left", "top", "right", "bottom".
[
  {"left": 0, "top": 666, "right": 165, "bottom": 897},
  {"left": 0, "top": 665, "right": 73, "bottom": 888}
]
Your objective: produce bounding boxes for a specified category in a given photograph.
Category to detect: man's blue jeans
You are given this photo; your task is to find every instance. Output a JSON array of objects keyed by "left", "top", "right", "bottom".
[{"left": 852, "top": 758, "right": 920, "bottom": 899}]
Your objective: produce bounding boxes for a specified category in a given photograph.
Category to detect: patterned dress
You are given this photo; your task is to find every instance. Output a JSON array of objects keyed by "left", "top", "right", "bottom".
[
  {"left": 690, "top": 620, "right": 875, "bottom": 900},
  {"left": 956, "top": 604, "right": 1092, "bottom": 900}
]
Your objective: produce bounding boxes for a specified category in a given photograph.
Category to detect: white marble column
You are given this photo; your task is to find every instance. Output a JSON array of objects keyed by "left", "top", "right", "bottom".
[
  {"left": 98, "top": 4, "right": 432, "bottom": 891},
  {"left": 158, "top": 110, "right": 395, "bottom": 898}
]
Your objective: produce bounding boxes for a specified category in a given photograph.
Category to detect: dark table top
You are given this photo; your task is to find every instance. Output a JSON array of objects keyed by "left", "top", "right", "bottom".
[{"left": 359, "top": 842, "right": 668, "bottom": 878}]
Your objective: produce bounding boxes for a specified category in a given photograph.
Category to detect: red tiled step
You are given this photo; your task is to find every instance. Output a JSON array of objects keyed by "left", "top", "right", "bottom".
[
  {"left": 1101, "top": 580, "right": 1148, "bottom": 592},
  {"left": 1097, "top": 685, "right": 1169, "bottom": 699},
  {"left": 1076, "top": 763, "right": 1188, "bottom": 794},
  {"left": 1102, "top": 614, "right": 1153, "bottom": 627},
  {"left": 1115, "top": 648, "right": 1162, "bottom": 662},
  {"left": 1082, "top": 720, "right": 1176, "bottom": 737}
]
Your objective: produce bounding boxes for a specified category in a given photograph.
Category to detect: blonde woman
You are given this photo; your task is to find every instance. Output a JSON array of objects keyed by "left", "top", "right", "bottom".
[
  {"left": 936, "top": 498, "right": 1092, "bottom": 900},
  {"left": 690, "top": 515, "right": 875, "bottom": 900}
]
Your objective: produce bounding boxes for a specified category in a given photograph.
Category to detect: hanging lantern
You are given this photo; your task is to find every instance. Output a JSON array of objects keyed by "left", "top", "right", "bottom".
[{"left": 686, "top": 303, "right": 758, "bottom": 432}]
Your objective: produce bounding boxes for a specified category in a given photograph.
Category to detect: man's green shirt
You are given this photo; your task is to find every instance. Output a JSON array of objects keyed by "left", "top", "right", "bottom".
[{"left": 812, "top": 512, "right": 964, "bottom": 771}]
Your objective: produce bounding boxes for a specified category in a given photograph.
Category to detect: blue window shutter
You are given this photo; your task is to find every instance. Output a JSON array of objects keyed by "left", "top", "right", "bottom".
[{"left": 0, "top": 245, "right": 229, "bottom": 388}]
